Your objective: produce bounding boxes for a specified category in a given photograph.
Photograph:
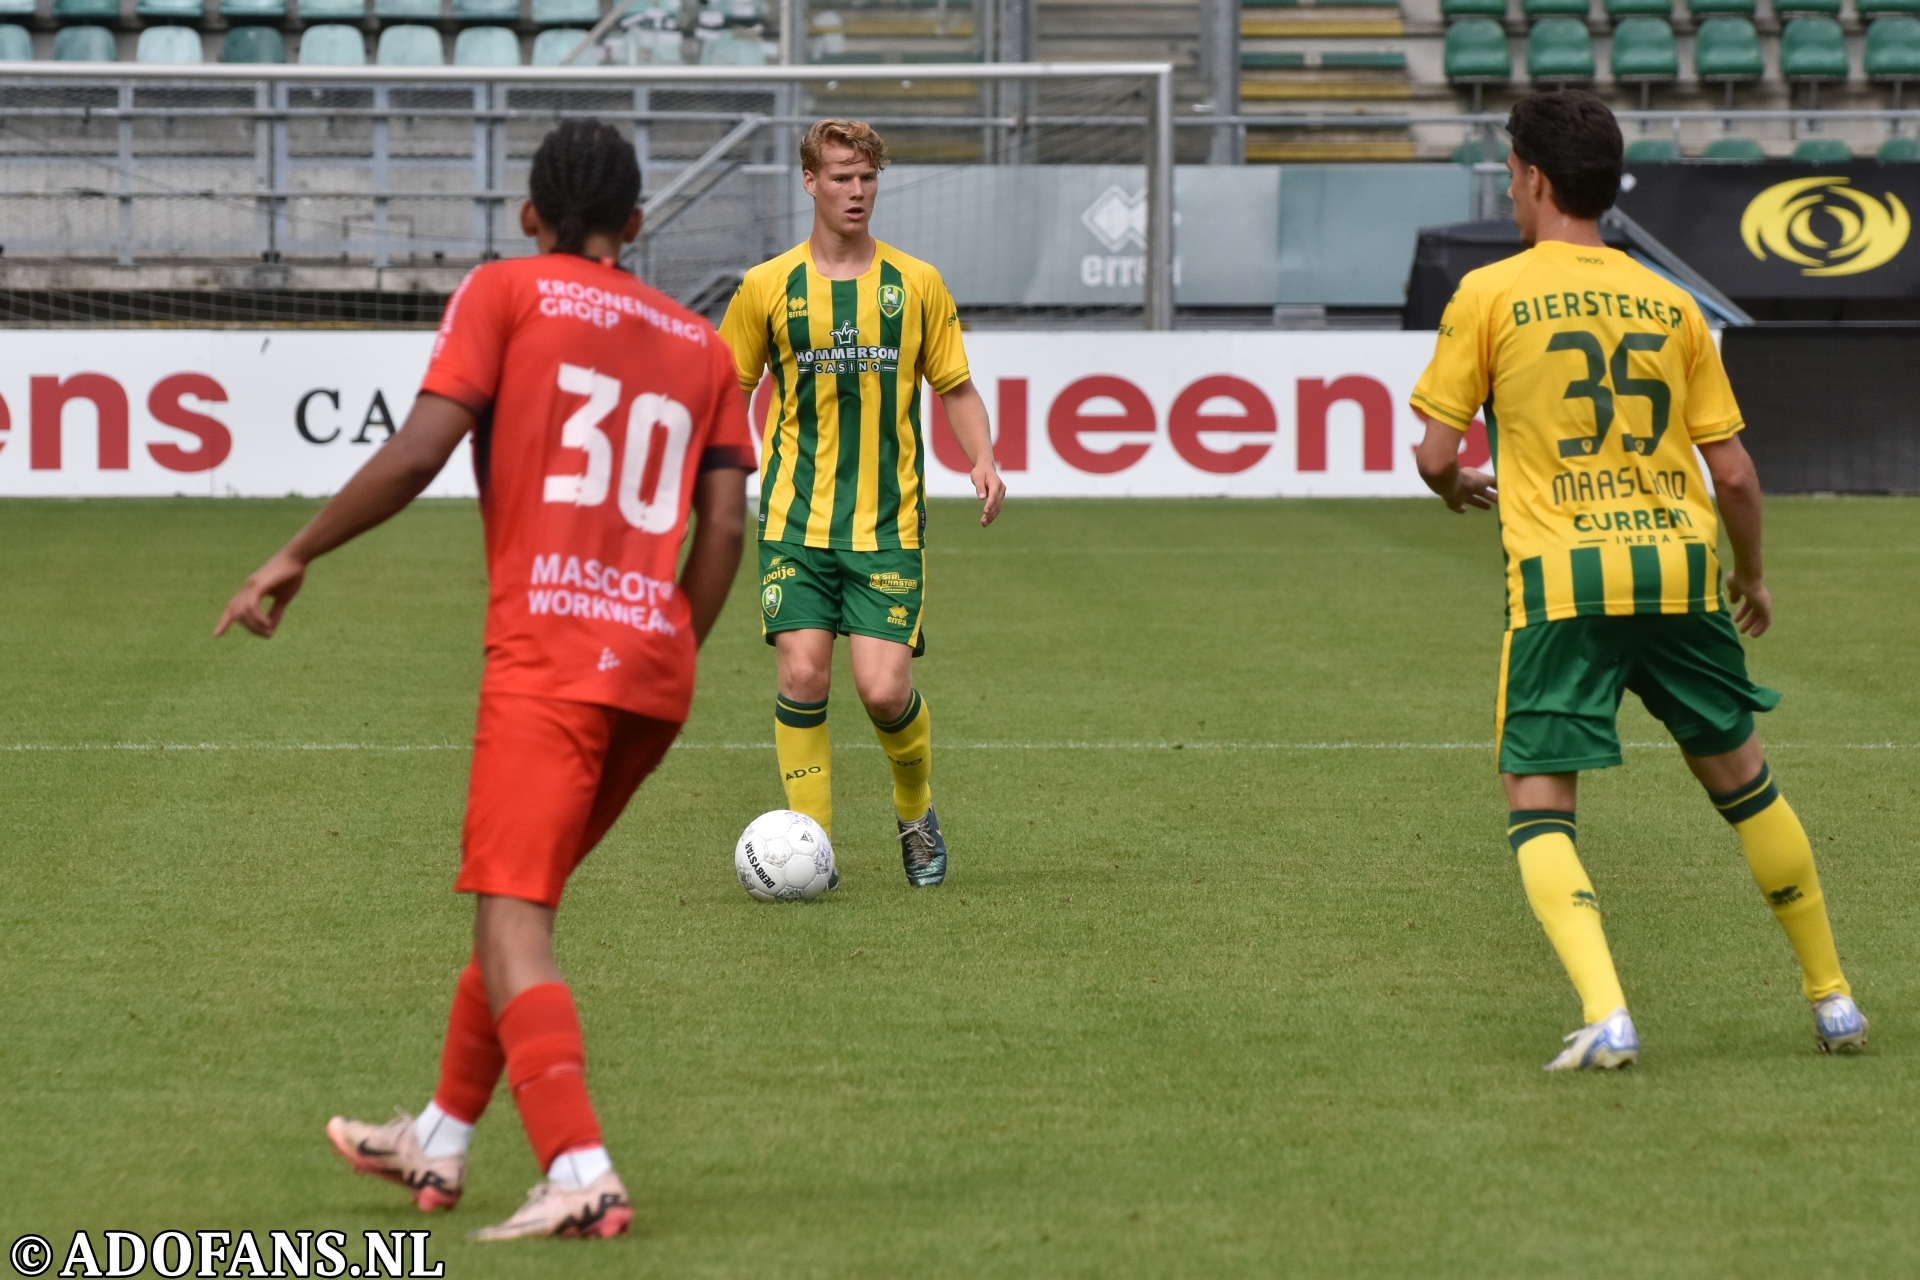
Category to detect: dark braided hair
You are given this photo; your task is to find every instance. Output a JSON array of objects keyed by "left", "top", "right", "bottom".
[{"left": 527, "top": 119, "right": 641, "bottom": 255}]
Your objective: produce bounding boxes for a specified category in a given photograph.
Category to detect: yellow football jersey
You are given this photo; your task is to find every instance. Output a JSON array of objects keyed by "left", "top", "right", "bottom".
[
  {"left": 719, "top": 239, "right": 971, "bottom": 552},
  {"left": 1410, "top": 240, "right": 1746, "bottom": 630}
]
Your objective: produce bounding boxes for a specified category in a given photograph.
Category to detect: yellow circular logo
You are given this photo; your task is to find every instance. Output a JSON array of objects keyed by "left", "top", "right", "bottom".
[{"left": 1740, "top": 177, "right": 1911, "bottom": 278}]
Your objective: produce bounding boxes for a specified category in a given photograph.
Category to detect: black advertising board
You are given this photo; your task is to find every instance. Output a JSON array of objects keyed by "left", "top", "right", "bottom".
[
  {"left": 1616, "top": 165, "right": 1920, "bottom": 300},
  {"left": 1721, "top": 326, "right": 1920, "bottom": 492}
]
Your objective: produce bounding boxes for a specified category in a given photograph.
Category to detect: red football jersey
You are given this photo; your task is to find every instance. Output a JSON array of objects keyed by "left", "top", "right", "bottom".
[{"left": 421, "top": 254, "right": 754, "bottom": 722}]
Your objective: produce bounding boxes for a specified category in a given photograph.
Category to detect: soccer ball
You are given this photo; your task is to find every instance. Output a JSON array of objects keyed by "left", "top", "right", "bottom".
[{"left": 735, "top": 810, "right": 834, "bottom": 902}]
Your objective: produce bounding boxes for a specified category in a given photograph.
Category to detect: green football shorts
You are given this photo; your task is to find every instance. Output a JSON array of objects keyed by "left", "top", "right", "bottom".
[
  {"left": 758, "top": 541, "right": 926, "bottom": 650},
  {"left": 1497, "top": 612, "right": 1781, "bottom": 775}
]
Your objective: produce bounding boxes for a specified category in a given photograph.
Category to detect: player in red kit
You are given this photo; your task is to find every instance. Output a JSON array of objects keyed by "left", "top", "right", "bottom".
[{"left": 216, "top": 121, "right": 754, "bottom": 1240}]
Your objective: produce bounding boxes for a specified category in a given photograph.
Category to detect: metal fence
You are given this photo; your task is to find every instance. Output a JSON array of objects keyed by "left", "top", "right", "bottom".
[{"left": 0, "top": 61, "right": 1176, "bottom": 325}]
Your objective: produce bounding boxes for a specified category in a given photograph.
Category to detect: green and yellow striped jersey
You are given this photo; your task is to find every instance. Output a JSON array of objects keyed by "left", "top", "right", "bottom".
[
  {"left": 1410, "top": 240, "right": 1745, "bottom": 630},
  {"left": 718, "top": 240, "right": 971, "bottom": 551}
]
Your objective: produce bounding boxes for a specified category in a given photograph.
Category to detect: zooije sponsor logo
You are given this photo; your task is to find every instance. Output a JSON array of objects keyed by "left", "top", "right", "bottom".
[{"left": 1741, "top": 176, "right": 1912, "bottom": 277}]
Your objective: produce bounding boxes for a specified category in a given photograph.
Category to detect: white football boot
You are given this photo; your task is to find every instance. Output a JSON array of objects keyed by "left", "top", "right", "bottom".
[
  {"left": 1544, "top": 1007, "right": 1640, "bottom": 1072},
  {"left": 1812, "top": 993, "right": 1869, "bottom": 1052}
]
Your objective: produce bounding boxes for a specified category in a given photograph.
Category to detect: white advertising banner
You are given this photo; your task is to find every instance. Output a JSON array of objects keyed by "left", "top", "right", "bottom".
[{"left": 0, "top": 330, "right": 1484, "bottom": 499}]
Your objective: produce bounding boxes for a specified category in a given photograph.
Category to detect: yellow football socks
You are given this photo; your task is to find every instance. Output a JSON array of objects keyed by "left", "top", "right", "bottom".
[
  {"left": 774, "top": 694, "right": 833, "bottom": 836},
  {"left": 1509, "top": 810, "right": 1628, "bottom": 1025},
  {"left": 869, "top": 688, "right": 932, "bottom": 823},
  {"left": 1711, "top": 765, "right": 1850, "bottom": 1001}
]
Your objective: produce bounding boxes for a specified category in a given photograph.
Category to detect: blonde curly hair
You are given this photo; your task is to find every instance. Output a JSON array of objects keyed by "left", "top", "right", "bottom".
[{"left": 800, "top": 119, "right": 889, "bottom": 174}]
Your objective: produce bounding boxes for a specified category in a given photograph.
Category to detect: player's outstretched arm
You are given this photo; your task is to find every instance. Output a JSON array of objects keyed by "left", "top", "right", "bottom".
[
  {"left": 938, "top": 379, "right": 1006, "bottom": 526},
  {"left": 1413, "top": 412, "right": 1497, "bottom": 513},
  {"left": 1698, "top": 436, "right": 1771, "bottom": 637},
  {"left": 215, "top": 393, "right": 477, "bottom": 638},
  {"left": 680, "top": 465, "right": 748, "bottom": 647}
]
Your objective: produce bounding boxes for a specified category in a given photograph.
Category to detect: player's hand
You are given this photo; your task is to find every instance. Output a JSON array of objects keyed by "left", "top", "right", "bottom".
[
  {"left": 215, "top": 550, "right": 307, "bottom": 638},
  {"left": 1725, "top": 568, "right": 1772, "bottom": 637},
  {"left": 973, "top": 461, "right": 1006, "bottom": 527},
  {"left": 1448, "top": 468, "right": 1498, "bottom": 513}
]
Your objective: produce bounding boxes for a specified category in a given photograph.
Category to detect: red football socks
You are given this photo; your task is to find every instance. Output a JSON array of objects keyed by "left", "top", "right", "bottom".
[
  {"left": 496, "top": 982, "right": 603, "bottom": 1169},
  {"left": 431, "top": 959, "right": 504, "bottom": 1125}
]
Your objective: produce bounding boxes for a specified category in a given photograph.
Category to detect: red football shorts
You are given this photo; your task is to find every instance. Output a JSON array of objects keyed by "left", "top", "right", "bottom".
[{"left": 457, "top": 691, "right": 681, "bottom": 908}]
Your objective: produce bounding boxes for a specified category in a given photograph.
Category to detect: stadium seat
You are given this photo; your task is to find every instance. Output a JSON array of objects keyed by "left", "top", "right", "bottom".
[
  {"left": 375, "top": 0, "right": 440, "bottom": 16},
  {"left": 1702, "top": 134, "right": 1765, "bottom": 159},
  {"left": 0, "top": 0, "right": 30, "bottom": 15},
  {"left": 530, "top": 25, "right": 588, "bottom": 59},
  {"left": 136, "top": 0, "right": 204, "bottom": 16},
  {"left": 1605, "top": 0, "right": 1670, "bottom": 17},
  {"left": 1877, "top": 134, "right": 1920, "bottom": 159},
  {"left": 1861, "top": 0, "right": 1920, "bottom": 14},
  {"left": 1521, "top": 0, "right": 1588, "bottom": 16},
  {"left": 53, "top": 25, "right": 117, "bottom": 58},
  {"left": 1867, "top": 15, "right": 1920, "bottom": 103},
  {"left": 298, "top": 22, "right": 366, "bottom": 62},
  {"left": 531, "top": 0, "right": 596, "bottom": 22},
  {"left": 221, "top": 23, "right": 285, "bottom": 59},
  {"left": 1792, "top": 136, "right": 1853, "bottom": 161},
  {"left": 1609, "top": 16, "right": 1677, "bottom": 104},
  {"left": 219, "top": 0, "right": 288, "bottom": 16},
  {"left": 1685, "top": 0, "right": 1753, "bottom": 13},
  {"left": 1623, "top": 136, "right": 1680, "bottom": 161},
  {"left": 299, "top": 0, "right": 366, "bottom": 13},
  {"left": 1693, "top": 15, "right": 1762, "bottom": 103},
  {"left": 136, "top": 24, "right": 203, "bottom": 60},
  {"left": 698, "top": 29, "right": 762, "bottom": 61},
  {"left": 451, "top": 0, "right": 517, "bottom": 17},
  {"left": 1781, "top": 16, "right": 1848, "bottom": 105},
  {"left": 1444, "top": 17, "right": 1511, "bottom": 106},
  {"left": 1441, "top": 0, "right": 1508, "bottom": 15},
  {"left": 1452, "top": 136, "right": 1510, "bottom": 163},
  {"left": 1775, "top": 0, "right": 1839, "bottom": 13},
  {"left": 628, "top": 26, "right": 684, "bottom": 61},
  {"left": 453, "top": 24, "right": 519, "bottom": 61},
  {"left": 376, "top": 23, "right": 443, "bottom": 62},
  {"left": 0, "top": 23, "right": 31, "bottom": 59},
  {"left": 1527, "top": 17, "right": 1593, "bottom": 79},
  {"left": 52, "top": 0, "right": 119, "bottom": 19}
]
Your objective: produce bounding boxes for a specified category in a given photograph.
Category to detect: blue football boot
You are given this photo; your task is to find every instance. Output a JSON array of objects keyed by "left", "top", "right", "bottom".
[
  {"left": 1544, "top": 1007, "right": 1640, "bottom": 1072},
  {"left": 898, "top": 805, "right": 947, "bottom": 887},
  {"left": 1813, "top": 994, "right": 1868, "bottom": 1052}
]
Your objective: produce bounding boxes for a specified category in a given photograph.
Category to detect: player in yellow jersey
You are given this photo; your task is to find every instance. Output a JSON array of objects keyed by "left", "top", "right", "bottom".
[
  {"left": 719, "top": 119, "right": 1005, "bottom": 888},
  {"left": 1410, "top": 92, "right": 1867, "bottom": 1069}
]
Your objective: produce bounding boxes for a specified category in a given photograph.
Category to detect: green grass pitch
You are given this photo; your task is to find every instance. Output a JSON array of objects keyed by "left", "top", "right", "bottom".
[{"left": 2, "top": 495, "right": 1917, "bottom": 1277}]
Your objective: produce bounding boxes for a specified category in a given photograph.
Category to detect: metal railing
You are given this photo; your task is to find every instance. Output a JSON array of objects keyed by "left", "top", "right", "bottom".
[{"left": 0, "top": 60, "right": 1179, "bottom": 327}]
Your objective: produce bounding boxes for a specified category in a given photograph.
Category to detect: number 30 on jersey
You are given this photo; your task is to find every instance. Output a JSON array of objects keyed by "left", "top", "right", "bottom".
[{"left": 542, "top": 362, "right": 692, "bottom": 534}]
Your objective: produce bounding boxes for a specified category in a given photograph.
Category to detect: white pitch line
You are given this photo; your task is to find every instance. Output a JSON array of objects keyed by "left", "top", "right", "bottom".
[{"left": 5, "top": 741, "right": 1916, "bottom": 753}]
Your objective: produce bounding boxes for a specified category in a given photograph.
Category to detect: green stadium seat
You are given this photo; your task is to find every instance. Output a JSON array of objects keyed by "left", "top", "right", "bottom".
[
  {"left": 1877, "top": 134, "right": 1920, "bottom": 159},
  {"left": 1861, "top": 0, "right": 1920, "bottom": 14},
  {"left": 1521, "top": 0, "right": 1588, "bottom": 16},
  {"left": 1624, "top": 136, "right": 1680, "bottom": 161},
  {"left": 219, "top": 0, "right": 287, "bottom": 15},
  {"left": 627, "top": 26, "right": 683, "bottom": 61},
  {"left": 1685, "top": 0, "right": 1753, "bottom": 13},
  {"left": 136, "top": 0, "right": 203, "bottom": 16},
  {"left": 1866, "top": 14, "right": 1920, "bottom": 102},
  {"left": 1441, "top": 0, "right": 1508, "bottom": 15},
  {"left": 376, "top": 22, "right": 443, "bottom": 62},
  {"left": 298, "top": 22, "right": 365, "bottom": 62},
  {"left": 136, "top": 24, "right": 202, "bottom": 60},
  {"left": 531, "top": 0, "right": 596, "bottom": 22},
  {"left": 698, "top": 29, "right": 762, "bottom": 61},
  {"left": 453, "top": 24, "right": 518, "bottom": 61},
  {"left": 53, "top": 25, "right": 117, "bottom": 58},
  {"left": 1527, "top": 16, "right": 1593, "bottom": 79},
  {"left": 1781, "top": 15, "right": 1848, "bottom": 103},
  {"left": 374, "top": 0, "right": 439, "bottom": 16},
  {"left": 0, "top": 23, "right": 32, "bottom": 58},
  {"left": 0, "top": 0, "right": 31, "bottom": 15},
  {"left": 1775, "top": 0, "right": 1839, "bottom": 13},
  {"left": 451, "top": 0, "right": 516, "bottom": 17},
  {"left": 1693, "top": 15, "right": 1762, "bottom": 96},
  {"left": 530, "top": 25, "right": 587, "bottom": 59},
  {"left": 1792, "top": 137, "right": 1853, "bottom": 162},
  {"left": 1605, "top": 0, "right": 1670, "bottom": 16},
  {"left": 52, "top": 0, "right": 119, "bottom": 19},
  {"left": 221, "top": 23, "right": 285, "bottom": 59},
  {"left": 1610, "top": 17, "right": 1677, "bottom": 81},
  {"left": 1702, "top": 134, "right": 1765, "bottom": 159},
  {"left": 299, "top": 0, "right": 365, "bottom": 13},
  {"left": 1445, "top": 16, "right": 1511, "bottom": 79},
  {"left": 1452, "top": 136, "right": 1511, "bottom": 163}
]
